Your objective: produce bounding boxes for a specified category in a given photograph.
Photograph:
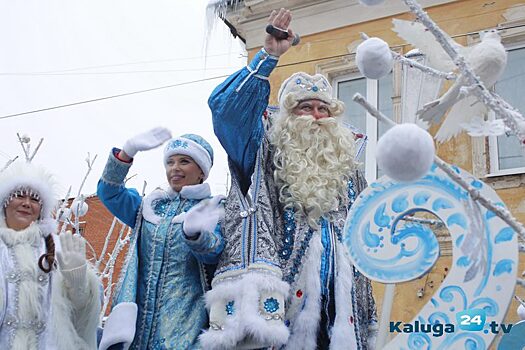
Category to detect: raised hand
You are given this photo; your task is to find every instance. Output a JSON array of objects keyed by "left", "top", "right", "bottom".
[
  {"left": 264, "top": 8, "right": 295, "bottom": 57},
  {"left": 122, "top": 127, "right": 172, "bottom": 158},
  {"left": 56, "top": 230, "right": 87, "bottom": 272}
]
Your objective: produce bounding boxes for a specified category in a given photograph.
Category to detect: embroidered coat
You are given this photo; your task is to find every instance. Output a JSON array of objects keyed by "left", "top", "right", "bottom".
[
  {"left": 205, "top": 50, "right": 378, "bottom": 349},
  {"left": 97, "top": 149, "right": 224, "bottom": 350}
]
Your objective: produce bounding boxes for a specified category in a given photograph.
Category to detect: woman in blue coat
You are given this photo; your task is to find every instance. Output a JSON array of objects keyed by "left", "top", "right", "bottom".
[{"left": 97, "top": 127, "right": 225, "bottom": 350}]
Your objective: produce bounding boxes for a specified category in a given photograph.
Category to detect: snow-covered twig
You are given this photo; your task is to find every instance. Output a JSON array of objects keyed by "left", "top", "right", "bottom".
[
  {"left": 57, "top": 186, "right": 72, "bottom": 234},
  {"left": 1, "top": 156, "right": 19, "bottom": 173},
  {"left": 360, "top": 32, "right": 456, "bottom": 80},
  {"left": 352, "top": 92, "right": 525, "bottom": 239},
  {"left": 77, "top": 153, "right": 97, "bottom": 197},
  {"left": 95, "top": 217, "right": 118, "bottom": 271},
  {"left": 392, "top": 51, "right": 456, "bottom": 80},
  {"left": 401, "top": 0, "right": 525, "bottom": 148},
  {"left": 16, "top": 133, "right": 44, "bottom": 163},
  {"left": 100, "top": 225, "right": 132, "bottom": 317}
]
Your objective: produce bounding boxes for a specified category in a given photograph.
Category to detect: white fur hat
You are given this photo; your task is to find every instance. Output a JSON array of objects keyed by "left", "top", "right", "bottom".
[
  {"left": 277, "top": 72, "right": 345, "bottom": 117},
  {"left": 163, "top": 134, "right": 214, "bottom": 180},
  {"left": 0, "top": 162, "right": 58, "bottom": 235},
  {"left": 278, "top": 72, "right": 333, "bottom": 106}
]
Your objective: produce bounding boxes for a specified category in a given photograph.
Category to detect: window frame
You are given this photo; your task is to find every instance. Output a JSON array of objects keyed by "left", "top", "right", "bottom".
[
  {"left": 486, "top": 42, "right": 525, "bottom": 177},
  {"left": 333, "top": 73, "right": 381, "bottom": 183}
]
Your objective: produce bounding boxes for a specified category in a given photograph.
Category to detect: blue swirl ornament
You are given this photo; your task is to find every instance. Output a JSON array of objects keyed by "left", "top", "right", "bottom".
[{"left": 343, "top": 164, "right": 518, "bottom": 349}]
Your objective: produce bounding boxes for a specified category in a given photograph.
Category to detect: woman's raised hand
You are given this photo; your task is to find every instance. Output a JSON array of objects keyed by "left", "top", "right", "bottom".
[{"left": 122, "top": 127, "right": 172, "bottom": 158}]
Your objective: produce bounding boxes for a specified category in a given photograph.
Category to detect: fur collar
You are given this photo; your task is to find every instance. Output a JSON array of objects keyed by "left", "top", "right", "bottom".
[
  {"left": 0, "top": 222, "right": 43, "bottom": 248},
  {"left": 142, "top": 183, "right": 211, "bottom": 224}
]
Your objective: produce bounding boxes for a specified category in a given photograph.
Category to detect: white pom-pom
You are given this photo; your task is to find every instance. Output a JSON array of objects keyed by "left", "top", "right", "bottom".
[
  {"left": 57, "top": 207, "right": 71, "bottom": 222},
  {"left": 359, "top": 0, "right": 386, "bottom": 5},
  {"left": 356, "top": 37, "right": 393, "bottom": 79},
  {"left": 377, "top": 123, "right": 435, "bottom": 182},
  {"left": 518, "top": 304, "right": 525, "bottom": 320},
  {"left": 71, "top": 200, "right": 89, "bottom": 217}
]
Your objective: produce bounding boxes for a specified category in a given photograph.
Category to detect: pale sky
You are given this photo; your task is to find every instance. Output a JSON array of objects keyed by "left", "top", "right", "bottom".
[{"left": 0, "top": 0, "right": 245, "bottom": 198}]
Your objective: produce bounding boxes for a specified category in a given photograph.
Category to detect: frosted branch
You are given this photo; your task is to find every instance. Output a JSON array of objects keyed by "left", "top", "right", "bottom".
[
  {"left": 352, "top": 92, "right": 525, "bottom": 239},
  {"left": 16, "top": 133, "right": 44, "bottom": 163},
  {"left": 393, "top": 52, "right": 456, "bottom": 80},
  {"left": 77, "top": 153, "right": 97, "bottom": 197},
  {"left": 359, "top": 32, "right": 456, "bottom": 80},
  {"left": 1, "top": 156, "right": 19, "bottom": 173},
  {"left": 95, "top": 217, "right": 118, "bottom": 270}
]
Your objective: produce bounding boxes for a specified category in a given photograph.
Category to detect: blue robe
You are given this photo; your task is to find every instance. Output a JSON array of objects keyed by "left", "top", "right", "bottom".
[
  {"left": 208, "top": 50, "right": 377, "bottom": 349},
  {"left": 97, "top": 149, "right": 224, "bottom": 350}
]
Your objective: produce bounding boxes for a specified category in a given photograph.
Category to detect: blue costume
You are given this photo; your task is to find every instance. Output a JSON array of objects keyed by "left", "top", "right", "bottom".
[
  {"left": 97, "top": 135, "right": 224, "bottom": 350},
  {"left": 202, "top": 50, "right": 377, "bottom": 350}
]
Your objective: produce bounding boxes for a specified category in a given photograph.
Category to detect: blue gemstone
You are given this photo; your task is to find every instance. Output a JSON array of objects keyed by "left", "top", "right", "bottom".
[
  {"left": 225, "top": 301, "right": 235, "bottom": 315},
  {"left": 296, "top": 79, "right": 302, "bottom": 84},
  {"left": 264, "top": 297, "right": 280, "bottom": 313},
  {"left": 312, "top": 86, "right": 319, "bottom": 92}
]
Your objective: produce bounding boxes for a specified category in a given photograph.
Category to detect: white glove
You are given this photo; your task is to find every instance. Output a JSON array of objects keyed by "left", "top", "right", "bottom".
[
  {"left": 56, "top": 231, "right": 88, "bottom": 288},
  {"left": 182, "top": 195, "right": 225, "bottom": 238},
  {"left": 122, "top": 127, "right": 172, "bottom": 158}
]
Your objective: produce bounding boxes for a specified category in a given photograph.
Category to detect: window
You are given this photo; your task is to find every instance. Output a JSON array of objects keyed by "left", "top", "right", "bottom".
[
  {"left": 488, "top": 45, "right": 525, "bottom": 176},
  {"left": 335, "top": 72, "right": 394, "bottom": 183}
]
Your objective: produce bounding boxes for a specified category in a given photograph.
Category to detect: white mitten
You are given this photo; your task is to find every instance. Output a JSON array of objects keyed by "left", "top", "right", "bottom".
[
  {"left": 56, "top": 231, "right": 88, "bottom": 289},
  {"left": 182, "top": 195, "right": 225, "bottom": 238},
  {"left": 122, "top": 127, "right": 172, "bottom": 158}
]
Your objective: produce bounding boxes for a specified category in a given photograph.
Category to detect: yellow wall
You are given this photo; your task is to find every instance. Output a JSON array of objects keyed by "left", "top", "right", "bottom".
[{"left": 245, "top": 0, "right": 525, "bottom": 336}]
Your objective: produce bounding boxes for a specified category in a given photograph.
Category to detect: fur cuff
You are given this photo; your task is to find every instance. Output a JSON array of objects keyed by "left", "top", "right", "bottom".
[
  {"left": 199, "top": 270, "right": 289, "bottom": 350},
  {"left": 99, "top": 302, "right": 138, "bottom": 350}
]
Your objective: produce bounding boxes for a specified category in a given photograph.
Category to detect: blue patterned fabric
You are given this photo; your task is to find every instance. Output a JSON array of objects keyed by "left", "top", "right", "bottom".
[
  {"left": 183, "top": 224, "right": 224, "bottom": 264},
  {"left": 209, "top": 49, "right": 277, "bottom": 194},
  {"left": 97, "top": 150, "right": 224, "bottom": 350},
  {"left": 180, "top": 133, "right": 214, "bottom": 164}
]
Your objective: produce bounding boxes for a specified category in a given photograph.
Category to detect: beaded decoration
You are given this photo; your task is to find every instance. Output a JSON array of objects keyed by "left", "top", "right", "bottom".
[{"left": 3, "top": 187, "right": 42, "bottom": 208}]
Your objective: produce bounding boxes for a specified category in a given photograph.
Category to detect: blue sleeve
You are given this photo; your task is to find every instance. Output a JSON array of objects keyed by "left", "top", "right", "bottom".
[
  {"left": 96, "top": 148, "right": 142, "bottom": 228},
  {"left": 209, "top": 49, "right": 278, "bottom": 193},
  {"left": 183, "top": 223, "right": 224, "bottom": 264}
]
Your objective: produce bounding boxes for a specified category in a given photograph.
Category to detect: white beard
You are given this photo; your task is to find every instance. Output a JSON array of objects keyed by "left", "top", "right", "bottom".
[{"left": 270, "top": 113, "right": 357, "bottom": 228}]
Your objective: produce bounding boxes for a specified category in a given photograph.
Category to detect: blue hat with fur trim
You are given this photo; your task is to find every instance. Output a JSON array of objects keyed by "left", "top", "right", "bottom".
[{"left": 163, "top": 134, "right": 214, "bottom": 180}]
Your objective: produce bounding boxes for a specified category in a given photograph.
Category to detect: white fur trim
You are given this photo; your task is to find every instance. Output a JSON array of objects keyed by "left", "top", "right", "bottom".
[
  {"left": 200, "top": 269, "right": 290, "bottom": 350},
  {"left": 179, "top": 183, "right": 211, "bottom": 199},
  {"left": 0, "top": 162, "right": 58, "bottom": 230},
  {"left": 99, "top": 302, "right": 138, "bottom": 350},
  {"left": 142, "top": 184, "right": 212, "bottom": 224},
  {"left": 329, "top": 241, "right": 357, "bottom": 350},
  {"left": 284, "top": 234, "right": 323, "bottom": 350},
  {"left": 164, "top": 137, "right": 212, "bottom": 180}
]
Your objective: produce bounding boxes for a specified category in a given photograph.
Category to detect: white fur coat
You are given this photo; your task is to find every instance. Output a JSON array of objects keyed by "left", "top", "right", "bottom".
[{"left": 0, "top": 224, "right": 100, "bottom": 350}]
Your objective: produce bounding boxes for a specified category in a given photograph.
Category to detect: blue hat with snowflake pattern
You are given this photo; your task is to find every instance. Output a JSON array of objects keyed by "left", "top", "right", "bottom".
[{"left": 163, "top": 134, "right": 214, "bottom": 180}]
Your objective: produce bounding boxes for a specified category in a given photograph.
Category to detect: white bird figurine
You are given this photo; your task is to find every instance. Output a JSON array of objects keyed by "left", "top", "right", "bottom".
[{"left": 393, "top": 19, "right": 508, "bottom": 142}]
